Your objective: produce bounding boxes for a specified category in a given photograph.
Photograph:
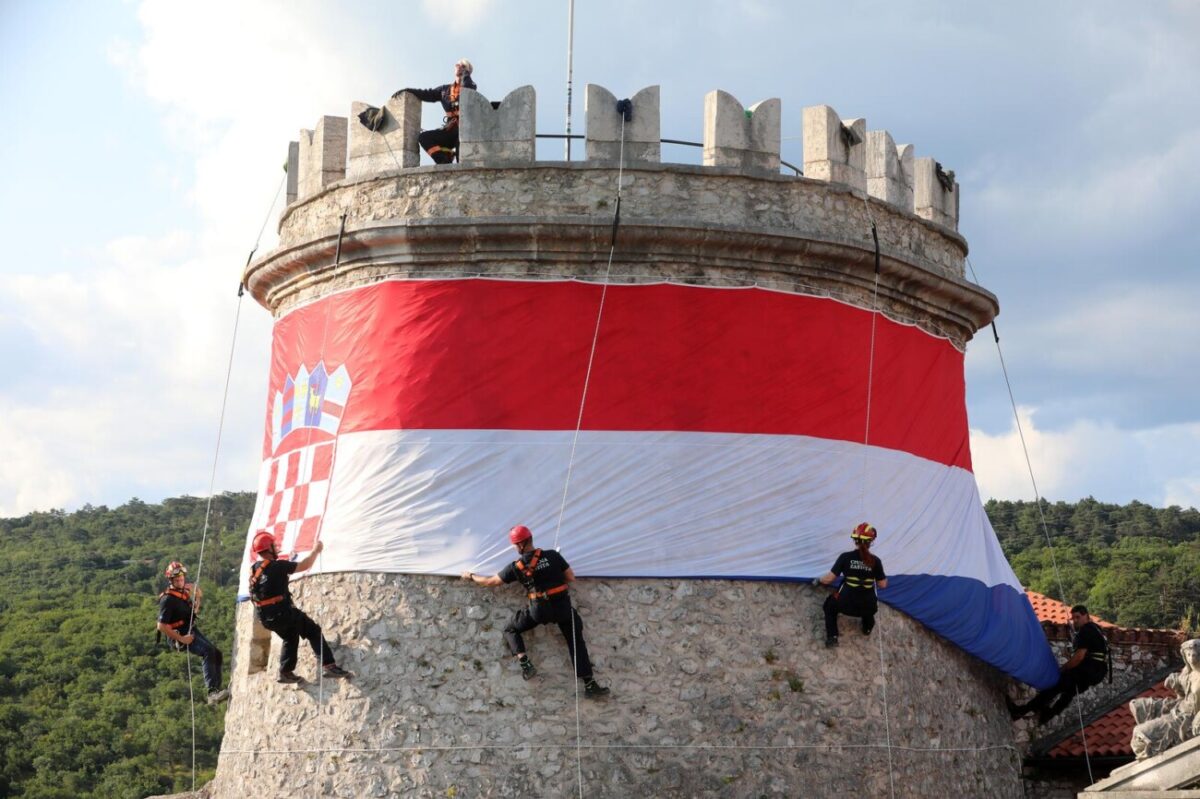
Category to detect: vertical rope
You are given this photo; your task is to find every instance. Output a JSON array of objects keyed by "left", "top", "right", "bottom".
[
  {"left": 965, "top": 257, "right": 1094, "bottom": 784},
  {"left": 184, "top": 172, "right": 284, "bottom": 790},
  {"left": 860, "top": 195, "right": 895, "bottom": 799},
  {"left": 551, "top": 111, "right": 626, "bottom": 799}
]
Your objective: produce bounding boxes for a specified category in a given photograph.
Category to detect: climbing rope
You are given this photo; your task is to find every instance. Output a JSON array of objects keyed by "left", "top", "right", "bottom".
[
  {"left": 548, "top": 106, "right": 628, "bottom": 799},
  {"left": 858, "top": 193, "right": 897, "bottom": 799},
  {"left": 183, "top": 171, "right": 286, "bottom": 790},
  {"left": 965, "top": 256, "right": 1095, "bottom": 784}
]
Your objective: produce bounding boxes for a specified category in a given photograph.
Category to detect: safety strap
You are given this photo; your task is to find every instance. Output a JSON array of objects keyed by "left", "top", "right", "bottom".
[
  {"left": 249, "top": 559, "right": 285, "bottom": 607},
  {"left": 528, "top": 584, "right": 569, "bottom": 601},
  {"left": 515, "top": 549, "right": 542, "bottom": 577}
]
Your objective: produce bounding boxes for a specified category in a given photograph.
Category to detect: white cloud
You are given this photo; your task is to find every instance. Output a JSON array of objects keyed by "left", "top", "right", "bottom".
[
  {"left": 420, "top": 0, "right": 495, "bottom": 32},
  {"left": 971, "top": 406, "right": 1200, "bottom": 508}
]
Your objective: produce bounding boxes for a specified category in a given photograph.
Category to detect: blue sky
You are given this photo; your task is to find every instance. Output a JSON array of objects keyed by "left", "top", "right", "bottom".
[{"left": 1, "top": 0, "right": 1198, "bottom": 515}]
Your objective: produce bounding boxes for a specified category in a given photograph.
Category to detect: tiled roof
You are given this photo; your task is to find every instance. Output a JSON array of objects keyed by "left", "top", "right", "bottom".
[
  {"left": 1025, "top": 590, "right": 1182, "bottom": 647},
  {"left": 1047, "top": 681, "right": 1176, "bottom": 758},
  {"left": 1025, "top": 590, "right": 1115, "bottom": 628}
]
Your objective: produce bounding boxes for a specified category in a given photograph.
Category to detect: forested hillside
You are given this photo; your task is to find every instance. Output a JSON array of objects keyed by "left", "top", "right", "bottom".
[
  {"left": 0, "top": 494, "right": 253, "bottom": 799},
  {"left": 987, "top": 497, "right": 1200, "bottom": 630},
  {"left": 0, "top": 493, "right": 1198, "bottom": 797}
]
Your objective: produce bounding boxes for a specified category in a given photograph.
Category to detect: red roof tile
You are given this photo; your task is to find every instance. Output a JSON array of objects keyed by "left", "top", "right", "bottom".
[
  {"left": 1047, "top": 681, "right": 1176, "bottom": 758},
  {"left": 1025, "top": 590, "right": 1114, "bottom": 627}
]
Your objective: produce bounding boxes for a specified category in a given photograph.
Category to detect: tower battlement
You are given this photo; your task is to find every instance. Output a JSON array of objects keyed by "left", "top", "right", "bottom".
[{"left": 287, "top": 84, "right": 959, "bottom": 231}]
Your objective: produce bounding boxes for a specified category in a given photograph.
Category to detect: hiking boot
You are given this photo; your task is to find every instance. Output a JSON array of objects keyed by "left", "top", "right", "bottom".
[
  {"left": 1005, "top": 697, "right": 1023, "bottom": 720},
  {"left": 583, "top": 679, "right": 610, "bottom": 699},
  {"left": 277, "top": 671, "right": 304, "bottom": 684},
  {"left": 825, "top": 636, "right": 839, "bottom": 648},
  {"left": 206, "top": 688, "right": 230, "bottom": 705},
  {"left": 861, "top": 619, "right": 874, "bottom": 636},
  {"left": 323, "top": 664, "right": 352, "bottom": 679},
  {"left": 518, "top": 656, "right": 537, "bottom": 681}
]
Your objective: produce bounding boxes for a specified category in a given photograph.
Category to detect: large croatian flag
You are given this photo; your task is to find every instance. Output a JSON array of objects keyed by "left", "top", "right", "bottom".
[{"left": 240, "top": 277, "right": 1058, "bottom": 689}]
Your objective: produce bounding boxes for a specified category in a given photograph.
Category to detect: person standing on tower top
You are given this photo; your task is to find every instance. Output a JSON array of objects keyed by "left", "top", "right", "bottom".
[
  {"left": 814, "top": 523, "right": 888, "bottom": 647},
  {"left": 462, "top": 525, "right": 609, "bottom": 698},
  {"left": 156, "top": 560, "right": 229, "bottom": 704},
  {"left": 248, "top": 534, "right": 353, "bottom": 684},
  {"left": 394, "top": 58, "right": 476, "bottom": 164}
]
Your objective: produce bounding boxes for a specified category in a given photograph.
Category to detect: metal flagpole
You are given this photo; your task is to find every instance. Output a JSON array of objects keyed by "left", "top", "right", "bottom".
[{"left": 565, "top": 0, "right": 575, "bottom": 160}]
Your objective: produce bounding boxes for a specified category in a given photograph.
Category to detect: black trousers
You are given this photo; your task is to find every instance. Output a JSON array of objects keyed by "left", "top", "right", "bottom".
[
  {"left": 1017, "top": 668, "right": 1104, "bottom": 723},
  {"left": 258, "top": 605, "right": 336, "bottom": 674},
  {"left": 418, "top": 125, "right": 459, "bottom": 163},
  {"left": 504, "top": 598, "right": 594, "bottom": 680},
  {"left": 824, "top": 593, "right": 876, "bottom": 639}
]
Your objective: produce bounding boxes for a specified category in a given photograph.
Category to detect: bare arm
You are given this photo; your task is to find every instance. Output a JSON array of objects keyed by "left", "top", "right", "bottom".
[
  {"left": 157, "top": 622, "right": 193, "bottom": 646},
  {"left": 816, "top": 571, "right": 838, "bottom": 586},
  {"left": 1063, "top": 648, "right": 1087, "bottom": 671},
  {"left": 877, "top": 578, "right": 888, "bottom": 589},
  {"left": 461, "top": 571, "right": 503, "bottom": 587},
  {"left": 293, "top": 541, "right": 324, "bottom": 573},
  {"left": 564, "top": 568, "right": 577, "bottom": 583}
]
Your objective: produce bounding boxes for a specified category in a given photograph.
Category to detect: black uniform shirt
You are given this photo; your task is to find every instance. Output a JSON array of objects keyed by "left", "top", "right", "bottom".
[
  {"left": 249, "top": 559, "right": 298, "bottom": 606},
  {"left": 407, "top": 75, "right": 478, "bottom": 114},
  {"left": 499, "top": 548, "right": 570, "bottom": 600},
  {"left": 830, "top": 550, "right": 886, "bottom": 605},
  {"left": 1073, "top": 621, "right": 1109, "bottom": 678},
  {"left": 158, "top": 588, "right": 194, "bottom": 631}
]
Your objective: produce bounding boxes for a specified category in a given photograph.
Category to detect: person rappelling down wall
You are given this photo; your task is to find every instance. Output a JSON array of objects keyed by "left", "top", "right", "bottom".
[
  {"left": 462, "top": 525, "right": 610, "bottom": 698},
  {"left": 814, "top": 523, "right": 889, "bottom": 648},
  {"left": 391, "top": 58, "right": 476, "bottom": 164},
  {"left": 249, "top": 534, "right": 353, "bottom": 684},
  {"left": 156, "top": 560, "right": 229, "bottom": 704},
  {"left": 1008, "top": 605, "right": 1110, "bottom": 725}
]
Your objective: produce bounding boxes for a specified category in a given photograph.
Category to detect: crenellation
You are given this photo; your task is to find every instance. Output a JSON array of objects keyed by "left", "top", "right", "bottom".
[
  {"left": 297, "top": 115, "right": 348, "bottom": 200},
  {"left": 459, "top": 86, "right": 536, "bottom": 163},
  {"left": 285, "top": 141, "right": 299, "bottom": 206},
  {"left": 702, "top": 90, "right": 781, "bottom": 172},
  {"left": 585, "top": 84, "right": 661, "bottom": 163},
  {"left": 802, "top": 105, "right": 866, "bottom": 192},
  {"left": 914, "top": 157, "right": 959, "bottom": 230},
  {"left": 281, "top": 89, "right": 964, "bottom": 232},
  {"left": 866, "top": 129, "right": 914, "bottom": 211},
  {"left": 347, "top": 93, "right": 421, "bottom": 178}
]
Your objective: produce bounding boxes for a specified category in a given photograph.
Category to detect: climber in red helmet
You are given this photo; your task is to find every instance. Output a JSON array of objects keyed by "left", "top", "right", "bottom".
[
  {"left": 462, "top": 525, "right": 609, "bottom": 698},
  {"left": 814, "top": 523, "right": 888, "bottom": 648},
  {"left": 156, "top": 559, "right": 229, "bottom": 704},
  {"left": 248, "top": 532, "right": 352, "bottom": 684}
]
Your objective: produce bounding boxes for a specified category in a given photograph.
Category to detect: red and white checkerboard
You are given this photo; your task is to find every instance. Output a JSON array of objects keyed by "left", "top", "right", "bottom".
[{"left": 249, "top": 439, "right": 335, "bottom": 557}]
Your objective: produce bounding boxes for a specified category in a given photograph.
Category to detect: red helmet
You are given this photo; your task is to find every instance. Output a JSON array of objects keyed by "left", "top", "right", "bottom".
[
  {"left": 508, "top": 525, "right": 533, "bottom": 545},
  {"left": 851, "top": 522, "right": 877, "bottom": 543},
  {"left": 164, "top": 560, "right": 188, "bottom": 579},
  {"left": 252, "top": 532, "right": 277, "bottom": 555}
]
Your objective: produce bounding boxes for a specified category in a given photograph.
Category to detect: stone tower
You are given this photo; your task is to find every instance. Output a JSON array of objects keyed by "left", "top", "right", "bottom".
[{"left": 204, "top": 83, "right": 1031, "bottom": 798}]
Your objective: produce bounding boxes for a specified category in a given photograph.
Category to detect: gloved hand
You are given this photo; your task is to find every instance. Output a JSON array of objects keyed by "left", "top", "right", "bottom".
[{"left": 812, "top": 578, "right": 823, "bottom": 587}]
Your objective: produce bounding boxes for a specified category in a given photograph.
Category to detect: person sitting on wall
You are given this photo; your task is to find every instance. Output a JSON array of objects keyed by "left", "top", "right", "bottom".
[
  {"left": 1009, "top": 605, "right": 1109, "bottom": 724},
  {"left": 157, "top": 560, "right": 229, "bottom": 704},
  {"left": 461, "top": 525, "right": 610, "bottom": 698},
  {"left": 248, "top": 533, "right": 353, "bottom": 684},
  {"left": 393, "top": 58, "right": 476, "bottom": 164},
  {"left": 814, "top": 523, "right": 888, "bottom": 648}
]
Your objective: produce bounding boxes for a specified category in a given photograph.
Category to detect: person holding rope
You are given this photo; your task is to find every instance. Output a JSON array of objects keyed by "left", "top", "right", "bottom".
[
  {"left": 392, "top": 58, "right": 476, "bottom": 164},
  {"left": 814, "top": 522, "right": 888, "bottom": 648},
  {"left": 248, "top": 533, "right": 352, "bottom": 684},
  {"left": 156, "top": 560, "right": 229, "bottom": 704},
  {"left": 462, "top": 525, "right": 609, "bottom": 698},
  {"left": 1008, "top": 605, "right": 1109, "bottom": 724}
]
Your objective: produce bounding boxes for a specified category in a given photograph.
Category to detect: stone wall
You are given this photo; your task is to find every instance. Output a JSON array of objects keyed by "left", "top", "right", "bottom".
[{"left": 205, "top": 574, "right": 1021, "bottom": 798}]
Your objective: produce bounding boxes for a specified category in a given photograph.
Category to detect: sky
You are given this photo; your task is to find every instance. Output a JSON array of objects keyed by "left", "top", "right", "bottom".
[{"left": 0, "top": 0, "right": 1197, "bottom": 517}]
